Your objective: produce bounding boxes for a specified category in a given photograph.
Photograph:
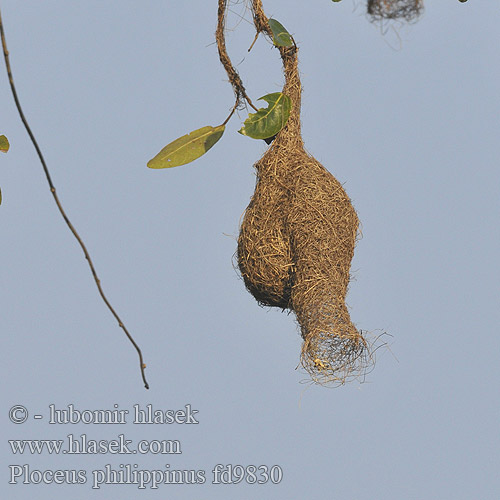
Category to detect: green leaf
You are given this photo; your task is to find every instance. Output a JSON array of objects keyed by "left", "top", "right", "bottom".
[
  {"left": 0, "top": 135, "right": 9, "bottom": 153},
  {"left": 147, "top": 125, "right": 225, "bottom": 169},
  {"left": 0, "top": 187, "right": 2, "bottom": 205},
  {"left": 268, "top": 19, "right": 293, "bottom": 48},
  {"left": 239, "top": 93, "right": 292, "bottom": 140}
]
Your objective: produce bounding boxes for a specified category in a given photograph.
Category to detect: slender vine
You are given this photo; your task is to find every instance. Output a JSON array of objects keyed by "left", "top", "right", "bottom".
[{"left": 0, "top": 6, "right": 149, "bottom": 389}]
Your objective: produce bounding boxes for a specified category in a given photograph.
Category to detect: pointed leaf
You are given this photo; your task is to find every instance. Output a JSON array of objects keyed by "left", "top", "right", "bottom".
[
  {"left": 0, "top": 187, "right": 2, "bottom": 205},
  {"left": 0, "top": 135, "right": 9, "bottom": 153},
  {"left": 268, "top": 19, "right": 293, "bottom": 48},
  {"left": 147, "top": 125, "right": 225, "bottom": 169},
  {"left": 239, "top": 93, "right": 292, "bottom": 140}
]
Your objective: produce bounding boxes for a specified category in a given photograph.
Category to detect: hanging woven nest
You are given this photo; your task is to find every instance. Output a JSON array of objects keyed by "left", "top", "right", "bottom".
[
  {"left": 367, "top": 0, "right": 424, "bottom": 23},
  {"left": 219, "top": 0, "right": 372, "bottom": 386}
]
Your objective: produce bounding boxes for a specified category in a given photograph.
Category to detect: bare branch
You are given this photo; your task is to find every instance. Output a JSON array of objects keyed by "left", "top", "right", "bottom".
[{"left": 0, "top": 7, "right": 149, "bottom": 389}]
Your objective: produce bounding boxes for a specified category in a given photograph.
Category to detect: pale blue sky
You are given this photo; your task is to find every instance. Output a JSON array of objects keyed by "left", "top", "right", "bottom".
[{"left": 1, "top": 1, "right": 499, "bottom": 499}]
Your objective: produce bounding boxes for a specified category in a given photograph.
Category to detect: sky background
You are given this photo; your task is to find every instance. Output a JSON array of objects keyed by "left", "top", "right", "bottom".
[{"left": 1, "top": 1, "right": 499, "bottom": 499}]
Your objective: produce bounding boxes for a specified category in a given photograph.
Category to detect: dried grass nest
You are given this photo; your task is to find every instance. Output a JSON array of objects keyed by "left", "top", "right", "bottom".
[
  {"left": 367, "top": 0, "right": 424, "bottom": 23},
  {"left": 215, "top": 0, "right": 374, "bottom": 386},
  {"left": 236, "top": 42, "right": 372, "bottom": 386}
]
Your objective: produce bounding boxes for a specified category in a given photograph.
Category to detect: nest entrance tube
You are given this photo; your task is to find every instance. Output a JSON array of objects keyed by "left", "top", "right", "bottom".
[{"left": 220, "top": 0, "right": 372, "bottom": 386}]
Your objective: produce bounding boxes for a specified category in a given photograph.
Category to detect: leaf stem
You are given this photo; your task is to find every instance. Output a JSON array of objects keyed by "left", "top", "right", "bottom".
[
  {"left": 0, "top": 6, "right": 149, "bottom": 390},
  {"left": 221, "top": 99, "right": 239, "bottom": 126},
  {"left": 247, "top": 31, "right": 259, "bottom": 52}
]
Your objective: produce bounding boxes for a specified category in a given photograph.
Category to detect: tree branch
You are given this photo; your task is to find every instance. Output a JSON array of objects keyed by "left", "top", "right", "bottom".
[{"left": 0, "top": 6, "right": 149, "bottom": 389}]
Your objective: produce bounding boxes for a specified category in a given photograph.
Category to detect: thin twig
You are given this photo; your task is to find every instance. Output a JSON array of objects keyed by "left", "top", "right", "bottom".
[{"left": 0, "top": 7, "right": 149, "bottom": 389}]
